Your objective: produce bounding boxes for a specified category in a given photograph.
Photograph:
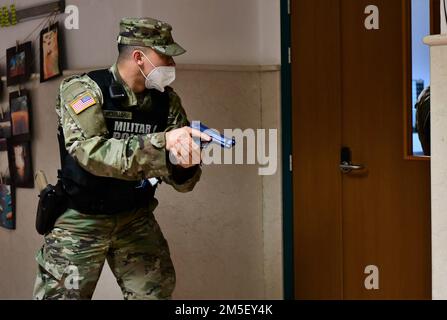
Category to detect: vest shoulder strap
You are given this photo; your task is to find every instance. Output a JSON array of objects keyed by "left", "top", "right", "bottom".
[{"left": 87, "top": 69, "right": 114, "bottom": 105}]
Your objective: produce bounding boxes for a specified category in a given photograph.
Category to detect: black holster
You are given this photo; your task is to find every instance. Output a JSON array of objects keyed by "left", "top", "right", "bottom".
[{"left": 35, "top": 180, "right": 68, "bottom": 235}]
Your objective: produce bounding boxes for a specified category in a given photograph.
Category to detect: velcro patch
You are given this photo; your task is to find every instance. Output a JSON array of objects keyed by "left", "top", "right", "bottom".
[{"left": 69, "top": 93, "right": 96, "bottom": 115}]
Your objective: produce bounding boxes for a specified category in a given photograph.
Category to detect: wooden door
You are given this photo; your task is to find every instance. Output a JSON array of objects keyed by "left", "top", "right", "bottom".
[{"left": 291, "top": 0, "right": 431, "bottom": 299}]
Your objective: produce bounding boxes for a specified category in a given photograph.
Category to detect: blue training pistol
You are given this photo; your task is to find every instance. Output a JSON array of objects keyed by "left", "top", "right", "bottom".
[{"left": 191, "top": 122, "right": 236, "bottom": 149}]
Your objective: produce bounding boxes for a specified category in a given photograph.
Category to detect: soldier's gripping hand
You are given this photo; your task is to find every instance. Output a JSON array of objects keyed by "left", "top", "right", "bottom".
[{"left": 166, "top": 127, "right": 211, "bottom": 168}]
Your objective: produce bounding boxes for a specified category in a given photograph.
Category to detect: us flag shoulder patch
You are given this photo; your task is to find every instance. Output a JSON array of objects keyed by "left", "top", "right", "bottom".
[{"left": 70, "top": 93, "right": 96, "bottom": 115}]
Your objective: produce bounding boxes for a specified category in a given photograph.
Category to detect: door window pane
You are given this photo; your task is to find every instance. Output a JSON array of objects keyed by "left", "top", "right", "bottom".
[{"left": 411, "top": 0, "right": 431, "bottom": 156}]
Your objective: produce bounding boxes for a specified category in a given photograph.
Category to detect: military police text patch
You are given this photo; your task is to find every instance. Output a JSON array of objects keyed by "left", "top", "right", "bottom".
[{"left": 70, "top": 93, "right": 96, "bottom": 115}]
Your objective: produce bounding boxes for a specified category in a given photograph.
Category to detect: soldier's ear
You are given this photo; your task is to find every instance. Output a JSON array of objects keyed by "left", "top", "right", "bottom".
[{"left": 132, "top": 50, "right": 145, "bottom": 66}]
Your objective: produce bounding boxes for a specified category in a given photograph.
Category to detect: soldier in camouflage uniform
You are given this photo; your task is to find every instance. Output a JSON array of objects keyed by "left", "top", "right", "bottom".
[{"left": 33, "top": 17, "right": 210, "bottom": 300}]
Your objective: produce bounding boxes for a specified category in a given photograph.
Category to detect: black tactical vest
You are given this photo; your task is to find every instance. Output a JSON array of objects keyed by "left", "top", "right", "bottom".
[{"left": 58, "top": 69, "right": 170, "bottom": 215}]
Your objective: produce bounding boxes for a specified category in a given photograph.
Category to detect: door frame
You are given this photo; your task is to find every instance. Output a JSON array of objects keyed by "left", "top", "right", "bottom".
[{"left": 280, "top": 0, "right": 294, "bottom": 300}]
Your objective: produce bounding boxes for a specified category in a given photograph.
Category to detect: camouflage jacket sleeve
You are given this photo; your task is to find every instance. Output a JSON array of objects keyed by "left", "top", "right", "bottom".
[
  {"left": 56, "top": 75, "right": 170, "bottom": 181},
  {"left": 161, "top": 88, "right": 202, "bottom": 193}
]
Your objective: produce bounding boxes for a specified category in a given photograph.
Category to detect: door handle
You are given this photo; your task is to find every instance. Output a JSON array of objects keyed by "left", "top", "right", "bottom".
[
  {"left": 340, "top": 147, "right": 365, "bottom": 174},
  {"left": 340, "top": 161, "right": 365, "bottom": 173}
]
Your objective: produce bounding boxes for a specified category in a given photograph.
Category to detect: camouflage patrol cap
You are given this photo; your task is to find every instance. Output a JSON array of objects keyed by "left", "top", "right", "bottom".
[{"left": 117, "top": 17, "right": 186, "bottom": 56}]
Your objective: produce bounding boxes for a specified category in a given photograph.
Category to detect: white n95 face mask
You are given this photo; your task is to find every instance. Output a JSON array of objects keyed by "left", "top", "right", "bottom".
[{"left": 138, "top": 51, "right": 176, "bottom": 92}]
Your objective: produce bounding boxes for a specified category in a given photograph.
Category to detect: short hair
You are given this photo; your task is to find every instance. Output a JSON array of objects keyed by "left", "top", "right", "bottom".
[{"left": 117, "top": 44, "right": 150, "bottom": 63}]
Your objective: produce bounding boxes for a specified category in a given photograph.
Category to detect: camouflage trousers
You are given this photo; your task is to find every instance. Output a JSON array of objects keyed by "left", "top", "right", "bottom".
[{"left": 32, "top": 206, "right": 176, "bottom": 300}]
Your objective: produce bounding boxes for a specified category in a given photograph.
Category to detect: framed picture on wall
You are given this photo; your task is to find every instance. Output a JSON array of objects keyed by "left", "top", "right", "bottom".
[
  {"left": 9, "top": 91, "right": 31, "bottom": 138},
  {"left": 0, "top": 103, "right": 12, "bottom": 139},
  {"left": 0, "top": 139, "right": 12, "bottom": 186},
  {"left": 6, "top": 41, "right": 32, "bottom": 87},
  {"left": 40, "top": 22, "right": 63, "bottom": 82},
  {"left": 9, "top": 136, "right": 34, "bottom": 189},
  {"left": 0, "top": 139, "right": 15, "bottom": 230},
  {"left": 0, "top": 184, "right": 15, "bottom": 230}
]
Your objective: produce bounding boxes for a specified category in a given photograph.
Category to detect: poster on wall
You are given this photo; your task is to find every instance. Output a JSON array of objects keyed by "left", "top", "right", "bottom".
[
  {"left": 9, "top": 137, "right": 34, "bottom": 189},
  {"left": 9, "top": 91, "right": 31, "bottom": 137},
  {"left": 6, "top": 41, "right": 32, "bottom": 87},
  {"left": 0, "top": 184, "right": 15, "bottom": 230},
  {"left": 40, "top": 22, "right": 63, "bottom": 82},
  {"left": 0, "top": 103, "right": 12, "bottom": 139}
]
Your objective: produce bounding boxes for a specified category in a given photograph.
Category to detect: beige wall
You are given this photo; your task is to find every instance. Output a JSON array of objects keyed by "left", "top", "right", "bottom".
[
  {"left": 425, "top": 36, "right": 447, "bottom": 300},
  {"left": 0, "top": 0, "right": 282, "bottom": 300},
  {"left": 0, "top": 0, "right": 281, "bottom": 72}
]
